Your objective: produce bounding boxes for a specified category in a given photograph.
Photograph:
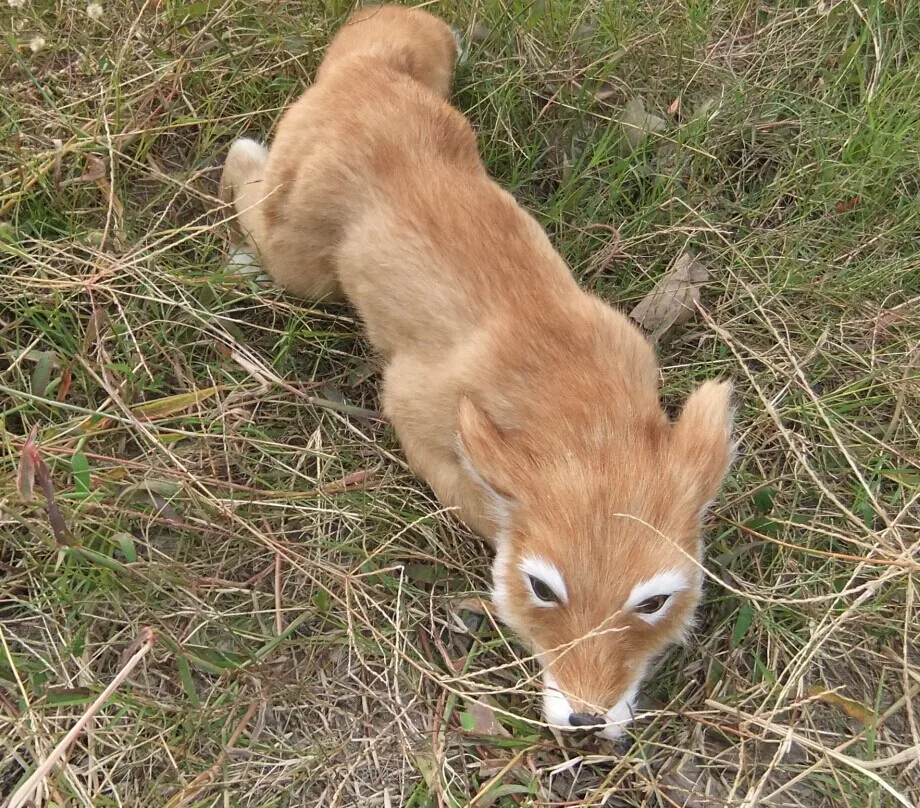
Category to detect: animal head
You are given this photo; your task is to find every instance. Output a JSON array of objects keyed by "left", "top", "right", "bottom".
[{"left": 457, "top": 380, "right": 734, "bottom": 739}]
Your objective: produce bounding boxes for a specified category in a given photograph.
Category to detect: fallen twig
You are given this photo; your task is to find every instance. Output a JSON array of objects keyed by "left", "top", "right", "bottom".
[
  {"left": 7, "top": 627, "right": 156, "bottom": 808},
  {"left": 165, "top": 699, "right": 261, "bottom": 808}
]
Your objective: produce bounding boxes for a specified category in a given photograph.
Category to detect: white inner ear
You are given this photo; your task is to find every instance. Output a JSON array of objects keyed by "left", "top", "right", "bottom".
[
  {"left": 456, "top": 435, "right": 512, "bottom": 530},
  {"left": 490, "top": 543, "right": 514, "bottom": 628},
  {"left": 519, "top": 556, "right": 568, "bottom": 607},
  {"left": 623, "top": 569, "right": 690, "bottom": 625},
  {"left": 697, "top": 432, "right": 740, "bottom": 520}
]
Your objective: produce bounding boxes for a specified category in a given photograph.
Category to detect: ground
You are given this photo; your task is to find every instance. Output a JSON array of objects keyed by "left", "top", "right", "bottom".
[{"left": 1, "top": 0, "right": 919, "bottom": 806}]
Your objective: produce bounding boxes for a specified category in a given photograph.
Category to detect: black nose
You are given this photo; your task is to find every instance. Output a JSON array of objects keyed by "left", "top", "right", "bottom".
[{"left": 568, "top": 712, "right": 607, "bottom": 730}]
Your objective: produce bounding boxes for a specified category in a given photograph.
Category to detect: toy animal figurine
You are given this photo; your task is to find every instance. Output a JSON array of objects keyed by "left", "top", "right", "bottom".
[{"left": 220, "top": 4, "right": 734, "bottom": 739}]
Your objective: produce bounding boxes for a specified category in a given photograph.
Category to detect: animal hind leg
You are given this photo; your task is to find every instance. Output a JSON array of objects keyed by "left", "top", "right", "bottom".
[
  {"left": 219, "top": 136, "right": 342, "bottom": 301},
  {"left": 219, "top": 138, "right": 272, "bottom": 282},
  {"left": 220, "top": 138, "right": 269, "bottom": 253}
]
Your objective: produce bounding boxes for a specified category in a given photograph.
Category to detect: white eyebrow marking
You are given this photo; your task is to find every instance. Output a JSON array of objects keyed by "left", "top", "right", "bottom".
[
  {"left": 623, "top": 569, "right": 689, "bottom": 625},
  {"left": 519, "top": 556, "right": 568, "bottom": 607}
]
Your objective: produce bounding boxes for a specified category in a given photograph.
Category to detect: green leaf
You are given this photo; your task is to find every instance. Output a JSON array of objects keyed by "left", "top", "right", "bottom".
[
  {"left": 731, "top": 602, "right": 754, "bottom": 648},
  {"left": 169, "top": 1, "right": 214, "bottom": 21},
  {"left": 113, "top": 532, "right": 138, "bottom": 563},
  {"left": 460, "top": 711, "right": 477, "bottom": 732},
  {"left": 744, "top": 515, "right": 778, "bottom": 538},
  {"left": 31, "top": 351, "right": 56, "bottom": 397},
  {"left": 71, "top": 451, "right": 90, "bottom": 495},
  {"left": 185, "top": 645, "right": 247, "bottom": 671},
  {"left": 753, "top": 653, "right": 777, "bottom": 684},
  {"left": 312, "top": 588, "right": 330, "bottom": 613},
  {"left": 855, "top": 499, "right": 875, "bottom": 527},
  {"left": 839, "top": 38, "right": 862, "bottom": 70},
  {"left": 177, "top": 654, "right": 201, "bottom": 706},
  {"left": 71, "top": 627, "right": 86, "bottom": 657},
  {"left": 46, "top": 688, "right": 93, "bottom": 707},
  {"left": 65, "top": 546, "right": 125, "bottom": 573},
  {"left": 880, "top": 468, "right": 920, "bottom": 490},
  {"left": 752, "top": 487, "right": 777, "bottom": 513},
  {"left": 481, "top": 784, "right": 532, "bottom": 799},
  {"left": 405, "top": 563, "right": 446, "bottom": 585},
  {"left": 706, "top": 658, "right": 725, "bottom": 692}
]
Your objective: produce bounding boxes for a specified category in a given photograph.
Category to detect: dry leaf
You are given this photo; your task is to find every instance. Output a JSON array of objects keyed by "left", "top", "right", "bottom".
[
  {"left": 629, "top": 251, "right": 709, "bottom": 337},
  {"left": 131, "top": 386, "right": 221, "bottom": 421},
  {"left": 807, "top": 686, "right": 873, "bottom": 724},
  {"left": 313, "top": 465, "right": 380, "bottom": 495},
  {"left": 470, "top": 23, "right": 490, "bottom": 42},
  {"left": 621, "top": 96, "right": 667, "bottom": 151},
  {"left": 18, "top": 427, "right": 73, "bottom": 544},
  {"left": 462, "top": 697, "right": 510, "bottom": 738},
  {"left": 593, "top": 85, "right": 621, "bottom": 103},
  {"left": 584, "top": 223, "right": 622, "bottom": 282},
  {"left": 118, "top": 479, "right": 182, "bottom": 501},
  {"left": 117, "top": 480, "right": 184, "bottom": 526},
  {"left": 148, "top": 492, "right": 184, "bottom": 526},
  {"left": 575, "top": 22, "right": 598, "bottom": 40},
  {"left": 52, "top": 138, "right": 63, "bottom": 191},
  {"left": 873, "top": 307, "right": 907, "bottom": 342},
  {"left": 455, "top": 596, "right": 492, "bottom": 616},
  {"left": 835, "top": 196, "right": 860, "bottom": 213},
  {"left": 408, "top": 746, "right": 439, "bottom": 790},
  {"left": 478, "top": 757, "right": 512, "bottom": 778},
  {"left": 81, "top": 306, "right": 105, "bottom": 355},
  {"left": 17, "top": 425, "right": 39, "bottom": 501},
  {"left": 654, "top": 753, "right": 730, "bottom": 808},
  {"left": 56, "top": 366, "right": 73, "bottom": 402},
  {"left": 60, "top": 153, "right": 105, "bottom": 188},
  {"left": 816, "top": 0, "right": 844, "bottom": 15},
  {"left": 693, "top": 97, "right": 719, "bottom": 121},
  {"left": 77, "top": 386, "right": 222, "bottom": 434},
  {"left": 447, "top": 653, "right": 467, "bottom": 673},
  {"left": 35, "top": 450, "right": 74, "bottom": 546},
  {"left": 448, "top": 596, "right": 492, "bottom": 635}
]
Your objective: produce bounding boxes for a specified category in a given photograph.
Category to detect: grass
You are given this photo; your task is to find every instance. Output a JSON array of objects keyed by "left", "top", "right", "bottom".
[{"left": 1, "top": 0, "right": 919, "bottom": 805}]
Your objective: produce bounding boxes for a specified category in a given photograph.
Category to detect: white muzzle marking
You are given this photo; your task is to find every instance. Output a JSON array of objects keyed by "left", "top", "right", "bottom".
[{"left": 542, "top": 672, "right": 638, "bottom": 740}]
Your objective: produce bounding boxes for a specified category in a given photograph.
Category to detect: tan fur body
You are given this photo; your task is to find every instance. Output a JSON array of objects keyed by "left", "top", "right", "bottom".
[{"left": 221, "top": 5, "right": 734, "bottom": 737}]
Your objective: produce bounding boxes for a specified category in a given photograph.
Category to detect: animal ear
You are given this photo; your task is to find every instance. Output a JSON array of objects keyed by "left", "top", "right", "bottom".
[
  {"left": 670, "top": 380, "right": 735, "bottom": 511},
  {"left": 456, "top": 395, "right": 518, "bottom": 512}
]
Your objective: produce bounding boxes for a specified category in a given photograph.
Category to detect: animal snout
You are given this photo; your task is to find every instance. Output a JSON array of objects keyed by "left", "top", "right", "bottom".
[
  {"left": 543, "top": 672, "right": 637, "bottom": 738},
  {"left": 568, "top": 711, "right": 607, "bottom": 730}
]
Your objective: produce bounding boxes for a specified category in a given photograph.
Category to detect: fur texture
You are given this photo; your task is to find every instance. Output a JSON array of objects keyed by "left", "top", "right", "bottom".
[{"left": 220, "top": 4, "right": 735, "bottom": 737}]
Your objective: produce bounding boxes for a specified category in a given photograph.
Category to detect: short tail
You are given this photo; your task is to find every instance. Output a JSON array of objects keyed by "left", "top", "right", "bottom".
[{"left": 219, "top": 137, "right": 269, "bottom": 254}]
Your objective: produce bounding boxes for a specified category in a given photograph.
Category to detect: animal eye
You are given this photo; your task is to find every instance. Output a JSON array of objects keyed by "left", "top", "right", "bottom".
[
  {"left": 528, "top": 575, "right": 558, "bottom": 604},
  {"left": 634, "top": 594, "right": 669, "bottom": 615}
]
